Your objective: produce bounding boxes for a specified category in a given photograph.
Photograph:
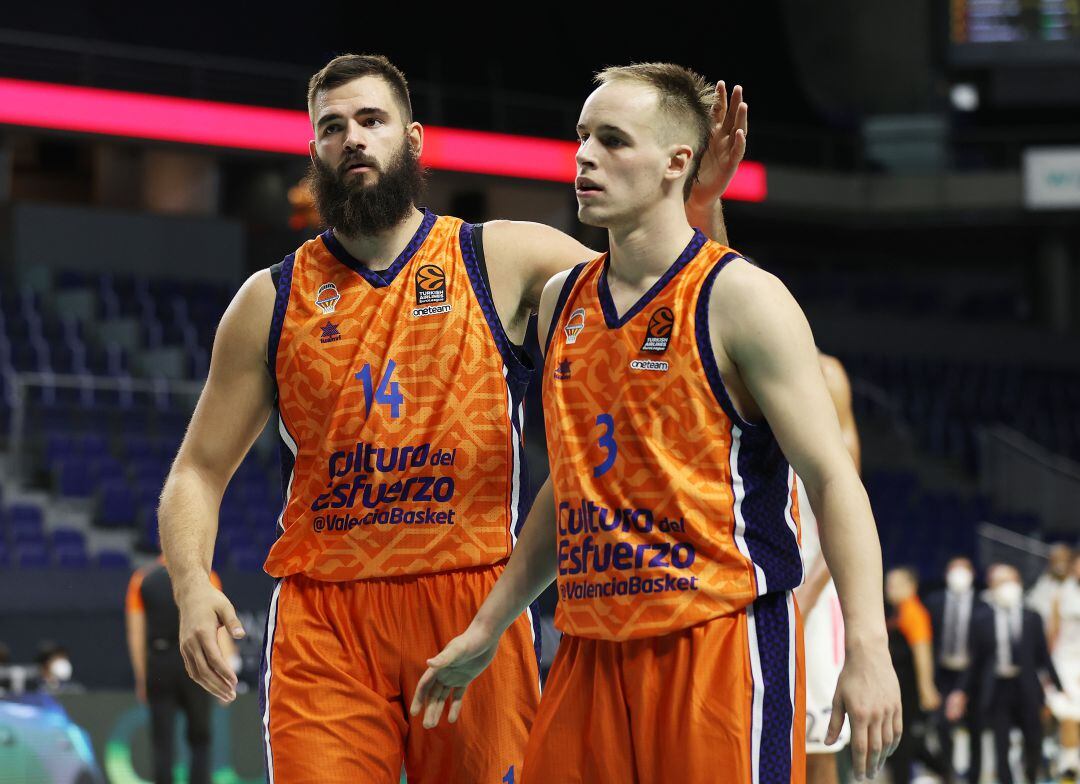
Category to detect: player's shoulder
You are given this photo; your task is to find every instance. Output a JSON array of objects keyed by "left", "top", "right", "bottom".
[{"left": 707, "top": 255, "right": 796, "bottom": 327}]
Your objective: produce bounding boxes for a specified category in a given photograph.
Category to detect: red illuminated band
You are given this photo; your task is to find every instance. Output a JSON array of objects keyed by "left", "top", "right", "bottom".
[{"left": 0, "top": 77, "right": 766, "bottom": 200}]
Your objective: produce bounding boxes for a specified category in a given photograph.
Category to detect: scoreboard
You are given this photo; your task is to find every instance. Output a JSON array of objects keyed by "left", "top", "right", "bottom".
[{"left": 951, "top": 0, "right": 1080, "bottom": 62}]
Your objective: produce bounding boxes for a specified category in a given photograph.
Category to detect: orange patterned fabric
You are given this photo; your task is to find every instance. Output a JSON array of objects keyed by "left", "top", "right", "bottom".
[
  {"left": 264, "top": 212, "right": 531, "bottom": 580},
  {"left": 543, "top": 231, "right": 804, "bottom": 641}
]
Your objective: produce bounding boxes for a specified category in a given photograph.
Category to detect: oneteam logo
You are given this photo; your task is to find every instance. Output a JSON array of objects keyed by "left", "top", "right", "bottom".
[
  {"left": 553, "top": 360, "right": 572, "bottom": 380},
  {"left": 415, "top": 264, "right": 447, "bottom": 305},
  {"left": 319, "top": 321, "right": 342, "bottom": 344},
  {"left": 630, "top": 359, "right": 669, "bottom": 372},
  {"left": 564, "top": 308, "right": 586, "bottom": 344},
  {"left": 641, "top": 307, "right": 674, "bottom": 353},
  {"left": 315, "top": 282, "right": 341, "bottom": 314}
]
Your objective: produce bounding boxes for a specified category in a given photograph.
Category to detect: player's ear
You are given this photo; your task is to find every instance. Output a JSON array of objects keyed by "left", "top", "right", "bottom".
[
  {"left": 308, "top": 139, "right": 319, "bottom": 166},
  {"left": 665, "top": 144, "right": 694, "bottom": 183},
  {"left": 408, "top": 121, "right": 424, "bottom": 159}
]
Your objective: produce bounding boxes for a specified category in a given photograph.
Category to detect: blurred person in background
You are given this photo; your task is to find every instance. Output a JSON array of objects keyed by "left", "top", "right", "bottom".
[
  {"left": 1029, "top": 543, "right": 1074, "bottom": 623},
  {"left": 885, "top": 567, "right": 949, "bottom": 782},
  {"left": 796, "top": 353, "right": 861, "bottom": 784},
  {"left": 950, "top": 563, "right": 1061, "bottom": 784},
  {"left": 1047, "top": 551, "right": 1080, "bottom": 783},
  {"left": 927, "top": 556, "right": 989, "bottom": 784},
  {"left": 126, "top": 556, "right": 235, "bottom": 784},
  {"left": 34, "top": 641, "right": 79, "bottom": 693}
]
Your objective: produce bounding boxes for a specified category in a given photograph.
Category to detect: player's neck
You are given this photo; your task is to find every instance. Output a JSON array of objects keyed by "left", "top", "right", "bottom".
[
  {"left": 332, "top": 207, "right": 425, "bottom": 271},
  {"left": 606, "top": 203, "right": 695, "bottom": 287}
]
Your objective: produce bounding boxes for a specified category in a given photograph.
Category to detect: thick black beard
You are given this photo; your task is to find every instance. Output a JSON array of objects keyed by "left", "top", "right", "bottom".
[{"left": 307, "top": 140, "right": 424, "bottom": 237}]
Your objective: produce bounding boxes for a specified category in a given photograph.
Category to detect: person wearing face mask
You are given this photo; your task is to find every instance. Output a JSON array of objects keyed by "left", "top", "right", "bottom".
[
  {"left": 1029, "top": 543, "right": 1073, "bottom": 624},
  {"left": 928, "top": 557, "right": 989, "bottom": 784},
  {"left": 1047, "top": 551, "right": 1080, "bottom": 783},
  {"left": 34, "top": 641, "right": 79, "bottom": 693},
  {"left": 952, "top": 563, "right": 1062, "bottom": 784}
]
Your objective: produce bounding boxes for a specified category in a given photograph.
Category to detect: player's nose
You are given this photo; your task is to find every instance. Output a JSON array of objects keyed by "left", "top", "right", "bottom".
[{"left": 575, "top": 139, "right": 597, "bottom": 171}]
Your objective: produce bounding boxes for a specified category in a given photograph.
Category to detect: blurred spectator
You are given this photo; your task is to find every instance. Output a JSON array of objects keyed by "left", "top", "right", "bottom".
[
  {"left": 1029, "top": 543, "right": 1074, "bottom": 623},
  {"left": 885, "top": 568, "right": 949, "bottom": 782},
  {"left": 952, "top": 563, "right": 1062, "bottom": 784},
  {"left": 886, "top": 567, "right": 941, "bottom": 712},
  {"left": 126, "top": 555, "right": 234, "bottom": 784},
  {"left": 1047, "top": 551, "right": 1080, "bottom": 782},
  {"left": 34, "top": 641, "right": 81, "bottom": 693},
  {"left": 927, "top": 556, "right": 988, "bottom": 784}
]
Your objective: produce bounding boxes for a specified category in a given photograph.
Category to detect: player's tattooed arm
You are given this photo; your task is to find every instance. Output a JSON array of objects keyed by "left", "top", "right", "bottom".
[
  {"left": 709, "top": 261, "right": 901, "bottom": 782},
  {"left": 159, "top": 269, "right": 276, "bottom": 703},
  {"left": 410, "top": 271, "right": 572, "bottom": 730}
]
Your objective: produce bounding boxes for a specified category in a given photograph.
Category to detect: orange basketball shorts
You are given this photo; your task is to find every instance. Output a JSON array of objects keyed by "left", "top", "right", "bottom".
[
  {"left": 522, "top": 590, "right": 805, "bottom": 784},
  {"left": 259, "top": 564, "right": 541, "bottom": 784}
]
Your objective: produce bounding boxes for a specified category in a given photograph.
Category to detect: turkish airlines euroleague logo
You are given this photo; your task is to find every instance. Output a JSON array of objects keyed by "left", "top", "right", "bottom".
[
  {"left": 415, "top": 264, "right": 447, "bottom": 305},
  {"left": 641, "top": 307, "right": 674, "bottom": 353}
]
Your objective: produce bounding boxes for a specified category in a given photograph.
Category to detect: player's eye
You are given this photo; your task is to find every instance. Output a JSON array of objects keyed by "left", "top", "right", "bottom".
[
  {"left": 323, "top": 124, "right": 340, "bottom": 136},
  {"left": 363, "top": 118, "right": 384, "bottom": 127},
  {"left": 602, "top": 136, "right": 624, "bottom": 148}
]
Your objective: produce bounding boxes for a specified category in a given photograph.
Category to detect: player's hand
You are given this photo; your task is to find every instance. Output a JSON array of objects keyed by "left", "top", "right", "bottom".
[
  {"left": 687, "top": 81, "right": 748, "bottom": 208},
  {"left": 918, "top": 682, "right": 942, "bottom": 713},
  {"left": 944, "top": 689, "right": 967, "bottom": 722},
  {"left": 826, "top": 641, "right": 902, "bottom": 781},
  {"left": 176, "top": 580, "right": 245, "bottom": 703},
  {"left": 410, "top": 623, "right": 502, "bottom": 729}
]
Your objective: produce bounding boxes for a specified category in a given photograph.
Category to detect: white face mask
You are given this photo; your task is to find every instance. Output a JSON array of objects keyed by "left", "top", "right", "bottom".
[
  {"left": 946, "top": 568, "right": 974, "bottom": 593},
  {"left": 48, "top": 658, "right": 73, "bottom": 682},
  {"left": 993, "top": 581, "right": 1023, "bottom": 609}
]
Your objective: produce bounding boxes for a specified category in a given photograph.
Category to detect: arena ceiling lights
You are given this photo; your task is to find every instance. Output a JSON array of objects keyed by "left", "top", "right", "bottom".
[{"left": 0, "top": 77, "right": 767, "bottom": 201}]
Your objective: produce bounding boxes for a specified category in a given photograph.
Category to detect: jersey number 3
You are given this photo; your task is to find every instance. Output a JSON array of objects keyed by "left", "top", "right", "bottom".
[
  {"left": 355, "top": 360, "right": 404, "bottom": 419},
  {"left": 593, "top": 413, "right": 617, "bottom": 477}
]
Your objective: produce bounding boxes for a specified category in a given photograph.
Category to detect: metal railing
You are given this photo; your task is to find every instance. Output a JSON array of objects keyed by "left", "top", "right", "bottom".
[{"left": 977, "top": 424, "right": 1080, "bottom": 535}]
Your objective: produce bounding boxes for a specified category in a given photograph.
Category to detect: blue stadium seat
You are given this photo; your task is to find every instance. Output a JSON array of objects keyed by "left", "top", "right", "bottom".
[
  {"left": 15, "top": 543, "right": 50, "bottom": 569},
  {"left": 96, "top": 550, "right": 131, "bottom": 570},
  {"left": 97, "top": 481, "right": 136, "bottom": 528},
  {"left": 55, "top": 547, "right": 89, "bottom": 569}
]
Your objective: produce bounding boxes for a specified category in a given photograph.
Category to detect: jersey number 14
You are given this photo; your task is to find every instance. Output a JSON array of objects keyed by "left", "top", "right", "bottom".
[{"left": 355, "top": 360, "right": 404, "bottom": 419}]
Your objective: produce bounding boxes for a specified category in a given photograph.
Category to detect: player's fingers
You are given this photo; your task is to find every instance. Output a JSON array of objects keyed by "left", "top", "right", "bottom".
[
  {"left": 186, "top": 642, "right": 231, "bottom": 702},
  {"left": 423, "top": 683, "right": 450, "bottom": 729},
  {"left": 736, "top": 100, "right": 748, "bottom": 137},
  {"left": 888, "top": 707, "right": 903, "bottom": 757},
  {"left": 849, "top": 708, "right": 869, "bottom": 781},
  {"left": 197, "top": 628, "right": 238, "bottom": 692},
  {"left": 866, "top": 711, "right": 884, "bottom": 779},
  {"left": 218, "top": 601, "right": 246, "bottom": 639},
  {"left": 448, "top": 684, "right": 468, "bottom": 724},
  {"left": 721, "top": 85, "right": 744, "bottom": 134},
  {"left": 410, "top": 667, "right": 438, "bottom": 716},
  {"left": 825, "top": 692, "right": 845, "bottom": 745},
  {"left": 713, "top": 80, "right": 728, "bottom": 124}
]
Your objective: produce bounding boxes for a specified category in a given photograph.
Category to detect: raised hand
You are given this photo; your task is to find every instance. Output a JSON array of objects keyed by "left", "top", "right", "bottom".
[{"left": 689, "top": 81, "right": 749, "bottom": 205}]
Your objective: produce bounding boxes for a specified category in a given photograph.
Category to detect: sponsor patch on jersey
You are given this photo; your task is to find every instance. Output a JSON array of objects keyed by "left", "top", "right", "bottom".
[
  {"left": 564, "top": 308, "right": 586, "bottom": 344},
  {"left": 319, "top": 321, "right": 342, "bottom": 344},
  {"left": 415, "top": 264, "right": 447, "bottom": 305},
  {"left": 554, "top": 360, "right": 572, "bottom": 380},
  {"left": 316, "top": 282, "right": 341, "bottom": 314},
  {"left": 641, "top": 307, "right": 674, "bottom": 353},
  {"left": 412, "top": 304, "right": 452, "bottom": 318},
  {"left": 630, "top": 359, "right": 669, "bottom": 372}
]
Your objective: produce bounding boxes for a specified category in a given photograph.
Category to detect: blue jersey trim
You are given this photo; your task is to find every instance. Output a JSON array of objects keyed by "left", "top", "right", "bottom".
[
  {"left": 320, "top": 209, "right": 438, "bottom": 288},
  {"left": 266, "top": 253, "right": 296, "bottom": 387},
  {"left": 597, "top": 229, "right": 707, "bottom": 329},
  {"left": 694, "top": 252, "right": 764, "bottom": 433},
  {"left": 543, "top": 261, "right": 588, "bottom": 357},
  {"left": 459, "top": 222, "right": 534, "bottom": 384}
]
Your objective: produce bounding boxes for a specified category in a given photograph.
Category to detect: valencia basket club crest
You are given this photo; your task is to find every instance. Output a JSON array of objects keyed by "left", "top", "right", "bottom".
[
  {"left": 415, "top": 264, "right": 447, "bottom": 305},
  {"left": 641, "top": 307, "right": 674, "bottom": 353},
  {"left": 564, "top": 308, "right": 586, "bottom": 344},
  {"left": 315, "top": 283, "right": 341, "bottom": 315}
]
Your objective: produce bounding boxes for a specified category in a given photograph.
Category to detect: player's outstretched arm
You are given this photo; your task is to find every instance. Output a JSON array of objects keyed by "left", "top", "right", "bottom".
[
  {"left": 410, "top": 269, "right": 573, "bottom": 729},
  {"left": 159, "top": 270, "right": 276, "bottom": 703},
  {"left": 710, "top": 262, "right": 901, "bottom": 782}
]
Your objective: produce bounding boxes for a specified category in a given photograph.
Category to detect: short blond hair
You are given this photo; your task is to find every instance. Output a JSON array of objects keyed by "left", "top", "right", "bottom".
[{"left": 595, "top": 63, "right": 714, "bottom": 199}]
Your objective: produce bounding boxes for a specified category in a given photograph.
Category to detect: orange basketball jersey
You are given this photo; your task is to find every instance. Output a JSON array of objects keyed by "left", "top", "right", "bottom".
[
  {"left": 542, "top": 229, "right": 804, "bottom": 641},
  {"left": 262, "top": 211, "right": 533, "bottom": 580}
]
